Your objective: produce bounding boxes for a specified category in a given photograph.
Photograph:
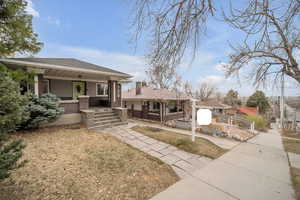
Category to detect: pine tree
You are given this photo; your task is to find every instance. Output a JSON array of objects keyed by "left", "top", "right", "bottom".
[
  {"left": 0, "top": 0, "right": 42, "bottom": 180},
  {"left": 0, "top": 0, "right": 43, "bottom": 57},
  {"left": 0, "top": 65, "right": 28, "bottom": 180}
]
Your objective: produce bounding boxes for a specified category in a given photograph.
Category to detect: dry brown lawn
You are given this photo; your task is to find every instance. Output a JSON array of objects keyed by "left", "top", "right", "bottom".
[
  {"left": 282, "top": 138, "right": 300, "bottom": 199},
  {"left": 282, "top": 129, "right": 300, "bottom": 140},
  {"left": 0, "top": 127, "right": 178, "bottom": 200},
  {"left": 282, "top": 138, "right": 300, "bottom": 155},
  {"left": 291, "top": 168, "right": 300, "bottom": 200},
  {"left": 131, "top": 126, "right": 227, "bottom": 159}
]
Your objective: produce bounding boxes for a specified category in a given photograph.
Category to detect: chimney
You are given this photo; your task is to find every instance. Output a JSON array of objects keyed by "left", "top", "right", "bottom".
[{"left": 136, "top": 82, "right": 142, "bottom": 95}]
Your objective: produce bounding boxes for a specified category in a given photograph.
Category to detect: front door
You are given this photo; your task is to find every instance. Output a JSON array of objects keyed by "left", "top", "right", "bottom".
[{"left": 73, "top": 81, "right": 85, "bottom": 99}]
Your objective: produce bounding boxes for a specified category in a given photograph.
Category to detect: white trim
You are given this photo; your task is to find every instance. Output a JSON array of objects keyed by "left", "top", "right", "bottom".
[
  {"left": 0, "top": 59, "right": 132, "bottom": 78},
  {"left": 27, "top": 67, "right": 45, "bottom": 74},
  {"left": 59, "top": 100, "right": 79, "bottom": 104},
  {"left": 113, "top": 82, "right": 116, "bottom": 102},
  {"left": 34, "top": 75, "right": 39, "bottom": 96},
  {"left": 96, "top": 82, "right": 108, "bottom": 96},
  {"left": 44, "top": 75, "right": 108, "bottom": 83}
]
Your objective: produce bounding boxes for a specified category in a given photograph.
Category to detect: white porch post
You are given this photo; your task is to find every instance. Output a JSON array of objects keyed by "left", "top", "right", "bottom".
[
  {"left": 191, "top": 99, "right": 196, "bottom": 142},
  {"left": 34, "top": 75, "right": 39, "bottom": 96},
  {"left": 113, "top": 81, "right": 116, "bottom": 102}
]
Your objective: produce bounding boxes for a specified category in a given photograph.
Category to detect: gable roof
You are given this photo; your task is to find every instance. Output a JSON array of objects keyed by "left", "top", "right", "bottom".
[
  {"left": 122, "top": 87, "right": 190, "bottom": 101},
  {"left": 0, "top": 58, "right": 132, "bottom": 78}
]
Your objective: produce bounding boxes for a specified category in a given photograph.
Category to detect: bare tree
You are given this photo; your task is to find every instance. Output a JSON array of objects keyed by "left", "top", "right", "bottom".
[
  {"left": 132, "top": 0, "right": 214, "bottom": 74},
  {"left": 146, "top": 64, "right": 178, "bottom": 89},
  {"left": 183, "top": 81, "right": 194, "bottom": 97},
  {"left": 214, "top": 91, "right": 223, "bottom": 101},
  {"left": 224, "top": 0, "right": 300, "bottom": 85},
  {"left": 197, "top": 82, "right": 216, "bottom": 101},
  {"left": 132, "top": 0, "right": 300, "bottom": 87},
  {"left": 223, "top": 89, "right": 242, "bottom": 106}
]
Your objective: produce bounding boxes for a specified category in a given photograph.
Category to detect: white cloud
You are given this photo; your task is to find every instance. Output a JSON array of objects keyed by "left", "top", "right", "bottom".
[
  {"left": 198, "top": 75, "right": 225, "bottom": 84},
  {"left": 196, "top": 74, "right": 256, "bottom": 96},
  {"left": 38, "top": 44, "right": 147, "bottom": 81},
  {"left": 25, "top": 0, "right": 39, "bottom": 17},
  {"left": 47, "top": 17, "right": 61, "bottom": 26},
  {"left": 179, "top": 50, "right": 217, "bottom": 70},
  {"left": 215, "top": 62, "right": 230, "bottom": 73}
]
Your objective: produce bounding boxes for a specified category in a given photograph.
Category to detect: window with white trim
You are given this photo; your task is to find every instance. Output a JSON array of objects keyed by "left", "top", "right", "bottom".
[
  {"left": 96, "top": 82, "right": 108, "bottom": 96},
  {"left": 153, "top": 102, "right": 160, "bottom": 110},
  {"left": 43, "top": 80, "right": 50, "bottom": 93}
]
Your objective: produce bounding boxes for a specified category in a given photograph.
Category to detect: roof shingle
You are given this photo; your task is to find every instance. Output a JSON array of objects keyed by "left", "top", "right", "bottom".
[
  {"left": 4, "top": 58, "right": 130, "bottom": 77},
  {"left": 122, "top": 87, "right": 190, "bottom": 101}
]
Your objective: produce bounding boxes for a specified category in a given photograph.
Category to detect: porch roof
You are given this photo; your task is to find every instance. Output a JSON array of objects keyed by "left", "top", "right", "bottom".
[{"left": 0, "top": 58, "right": 132, "bottom": 80}]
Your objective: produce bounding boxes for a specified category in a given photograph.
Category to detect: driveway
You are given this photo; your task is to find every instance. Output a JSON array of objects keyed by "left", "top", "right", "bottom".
[{"left": 150, "top": 124, "right": 296, "bottom": 200}]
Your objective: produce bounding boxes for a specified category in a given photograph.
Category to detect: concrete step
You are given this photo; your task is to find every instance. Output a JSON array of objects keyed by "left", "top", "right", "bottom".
[
  {"left": 89, "top": 121, "right": 128, "bottom": 130},
  {"left": 93, "top": 119, "right": 122, "bottom": 126},
  {"left": 92, "top": 108, "right": 112, "bottom": 113},
  {"left": 94, "top": 112, "right": 117, "bottom": 117},
  {"left": 93, "top": 116, "right": 118, "bottom": 121}
]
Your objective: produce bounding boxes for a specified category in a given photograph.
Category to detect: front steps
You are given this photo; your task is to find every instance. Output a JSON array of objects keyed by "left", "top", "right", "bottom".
[{"left": 88, "top": 110, "right": 127, "bottom": 130}]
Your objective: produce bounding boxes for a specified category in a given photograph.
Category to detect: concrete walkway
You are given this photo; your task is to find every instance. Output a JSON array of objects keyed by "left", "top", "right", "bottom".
[
  {"left": 104, "top": 124, "right": 212, "bottom": 179},
  {"left": 150, "top": 124, "right": 296, "bottom": 200},
  {"left": 130, "top": 120, "right": 240, "bottom": 149}
]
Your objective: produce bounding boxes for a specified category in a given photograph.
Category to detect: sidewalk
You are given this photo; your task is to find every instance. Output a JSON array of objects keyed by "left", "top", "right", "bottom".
[{"left": 150, "top": 124, "right": 296, "bottom": 200}]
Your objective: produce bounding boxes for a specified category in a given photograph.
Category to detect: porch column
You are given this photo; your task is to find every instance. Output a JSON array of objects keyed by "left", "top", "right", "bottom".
[
  {"left": 34, "top": 75, "right": 39, "bottom": 96},
  {"left": 160, "top": 102, "right": 163, "bottom": 122},
  {"left": 109, "top": 80, "right": 120, "bottom": 107}
]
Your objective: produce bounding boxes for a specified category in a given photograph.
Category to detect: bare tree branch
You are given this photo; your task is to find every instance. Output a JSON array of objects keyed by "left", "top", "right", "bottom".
[
  {"left": 196, "top": 82, "right": 216, "bottom": 101},
  {"left": 146, "top": 64, "right": 178, "bottom": 89},
  {"left": 132, "top": 0, "right": 214, "bottom": 74},
  {"left": 224, "top": 0, "right": 300, "bottom": 85}
]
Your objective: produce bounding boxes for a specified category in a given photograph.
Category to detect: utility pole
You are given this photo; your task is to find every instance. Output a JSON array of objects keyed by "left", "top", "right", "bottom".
[{"left": 280, "top": 73, "right": 285, "bottom": 129}]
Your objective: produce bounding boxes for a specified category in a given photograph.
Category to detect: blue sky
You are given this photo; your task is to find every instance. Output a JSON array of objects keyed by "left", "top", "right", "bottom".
[{"left": 25, "top": 0, "right": 299, "bottom": 96}]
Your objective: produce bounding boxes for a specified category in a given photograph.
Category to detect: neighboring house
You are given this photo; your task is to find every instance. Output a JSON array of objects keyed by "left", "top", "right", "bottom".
[
  {"left": 122, "top": 82, "right": 190, "bottom": 122},
  {"left": 197, "top": 101, "right": 231, "bottom": 115},
  {"left": 227, "top": 107, "right": 258, "bottom": 116},
  {"left": 0, "top": 58, "right": 132, "bottom": 129},
  {"left": 285, "top": 97, "right": 300, "bottom": 130}
]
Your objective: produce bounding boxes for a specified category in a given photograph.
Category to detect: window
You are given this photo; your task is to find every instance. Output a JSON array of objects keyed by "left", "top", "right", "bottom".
[
  {"left": 168, "top": 101, "right": 178, "bottom": 113},
  {"left": 117, "top": 84, "right": 121, "bottom": 98},
  {"left": 96, "top": 82, "right": 108, "bottom": 96},
  {"left": 153, "top": 102, "right": 160, "bottom": 110},
  {"left": 43, "top": 80, "right": 50, "bottom": 93}
]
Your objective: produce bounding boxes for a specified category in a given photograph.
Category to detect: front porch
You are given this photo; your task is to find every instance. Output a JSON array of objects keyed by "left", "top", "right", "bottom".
[
  {"left": 126, "top": 100, "right": 187, "bottom": 122},
  {"left": 1, "top": 57, "right": 132, "bottom": 128},
  {"left": 35, "top": 73, "right": 127, "bottom": 128},
  {"left": 34, "top": 73, "right": 123, "bottom": 114}
]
